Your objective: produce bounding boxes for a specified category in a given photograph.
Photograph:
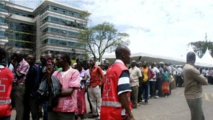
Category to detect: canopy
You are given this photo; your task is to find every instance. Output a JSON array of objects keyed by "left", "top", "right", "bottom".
[
  {"left": 198, "top": 48, "right": 213, "bottom": 67},
  {"left": 103, "top": 51, "right": 185, "bottom": 65}
]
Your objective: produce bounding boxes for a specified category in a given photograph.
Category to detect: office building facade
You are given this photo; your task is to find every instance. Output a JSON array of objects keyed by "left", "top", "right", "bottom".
[{"left": 0, "top": 0, "right": 87, "bottom": 60}]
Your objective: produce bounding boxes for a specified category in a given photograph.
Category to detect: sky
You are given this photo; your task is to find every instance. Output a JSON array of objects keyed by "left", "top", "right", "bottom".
[{"left": 12, "top": 0, "right": 213, "bottom": 58}]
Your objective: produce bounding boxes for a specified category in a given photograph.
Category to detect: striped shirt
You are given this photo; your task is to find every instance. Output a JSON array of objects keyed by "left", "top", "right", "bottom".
[{"left": 115, "top": 60, "right": 131, "bottom": 95}]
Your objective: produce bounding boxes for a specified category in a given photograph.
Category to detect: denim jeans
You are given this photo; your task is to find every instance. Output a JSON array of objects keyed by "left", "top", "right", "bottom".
[
  {"left": 141, "top": 81, "right": 149, "bottom": 102},
  {"left": 42, "top": 100, "right": 49, "bottom": 120}
]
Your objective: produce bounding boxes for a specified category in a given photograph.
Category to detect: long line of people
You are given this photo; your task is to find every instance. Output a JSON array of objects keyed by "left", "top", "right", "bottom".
[{"left": 0, "top": 47, "right": 186, "bottom": 120}]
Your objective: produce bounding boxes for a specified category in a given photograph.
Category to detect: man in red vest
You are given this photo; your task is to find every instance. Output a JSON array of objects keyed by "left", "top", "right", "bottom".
[
  {"left": 101, "top": 45, "right": 135, "bottom": 120},
  {"left": 0, "top": 48, "right": 14, "bottom": 120}
]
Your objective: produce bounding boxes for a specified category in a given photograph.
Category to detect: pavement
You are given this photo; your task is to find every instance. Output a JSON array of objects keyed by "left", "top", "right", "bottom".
[{"left": 11, "top": 85, "right": 213, "bottom": 120}]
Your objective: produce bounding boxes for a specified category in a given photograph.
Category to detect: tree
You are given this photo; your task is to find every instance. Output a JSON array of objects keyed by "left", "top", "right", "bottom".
[
  {"left": 189, "top": 33, "right": 213, "bottom": 57},
  {"left": 80, "top": 22, "right": 130, "bottom": 62}
]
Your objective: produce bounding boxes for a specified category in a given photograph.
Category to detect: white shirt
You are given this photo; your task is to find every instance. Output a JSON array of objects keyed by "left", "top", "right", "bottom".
[
  {"left": 129, "top": 66, "right": 142, "bottom": 87},
  {"left": 61, "top": 68, "right": 71, "bottom": 78},
  {"left": 150, "top": 67, "right": 159, "bottom": 81}
]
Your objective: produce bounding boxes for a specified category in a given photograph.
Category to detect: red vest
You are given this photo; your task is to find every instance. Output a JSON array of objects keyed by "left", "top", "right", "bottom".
[
  {"left": 101, "top": 62, "right": 132, "bottom": 120},
  {"left": 0, "top": 67, "right": 13, "bottom": 117}
]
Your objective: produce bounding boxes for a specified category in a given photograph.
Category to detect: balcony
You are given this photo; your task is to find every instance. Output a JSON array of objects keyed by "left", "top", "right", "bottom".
[
  {"left": 0, "top": 22, "right": 8, "bottom": 29},
  {"left": 40, "top": 44, "right": 86, "bottom": 54},
  {"left": 0, "top": 36, "right": 8, "bottom": 45},
  {"left": 42, "top": 31, "right": 79, "bottom": 39},
  {"left": 40, "top": 21, "right": 82, "bottom": 33}
]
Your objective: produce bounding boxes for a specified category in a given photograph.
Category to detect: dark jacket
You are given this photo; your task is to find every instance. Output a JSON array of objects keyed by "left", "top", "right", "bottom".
[{"left": 25, "top": 64, "right": 40, "bottom": 97}]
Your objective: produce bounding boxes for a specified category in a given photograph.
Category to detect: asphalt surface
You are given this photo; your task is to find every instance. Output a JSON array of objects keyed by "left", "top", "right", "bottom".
[{"left": 11, "top": 85, "right": 213, "bottom": 120}]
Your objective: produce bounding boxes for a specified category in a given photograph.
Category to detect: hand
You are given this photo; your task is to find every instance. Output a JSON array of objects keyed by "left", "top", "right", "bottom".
[
  {"left": 129, "top": 116, "right": 135, "bottom": 120},
  {"left": 46, "top": 64, "right": 52, "bottom": 74}
]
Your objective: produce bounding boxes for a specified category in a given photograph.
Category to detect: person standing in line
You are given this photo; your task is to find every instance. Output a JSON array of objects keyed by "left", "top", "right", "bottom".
[
  {"left": 24, "top": 54, "right": 40, "bottom": 120},
  {"left": 150, "top": 62, "right": 160, "bottom": 99},
  {"left": 84, "top": 60, "right": 93, "bottom": 114},
  {"left": 38, "top": 54, "right": 47, "bottom": 120},
  {"left": 162, "top": 68, "right": 170, "bottom": 97},
  {"left": 0, "top": 48, "right": 14, "bottom": 120},
  {"left": 129, "top": 60, "right": 142, "bottom": 108},
  {"left": 88, "top": 58, "right": 104, "bottom": 118},
  {"left": 183, "top": 52, "right": 208, "bottom": 120},
  {"left": 47, "top": 53, "right": 80, "bottom": 120},
  {"left": 101, "top": 45, "right": 135, "bottom": 120},
  {"left": 11, "top": 51, "right": 30, "bottom": 120},
  {"left": 141, "top": 61, "right": 154, "bottom": 104},
  {"left": 75, "top": 59, "right": 88, "bottom": 120},
  {"left": 137, "top": 61, "right": 143, "bottom": 104}
]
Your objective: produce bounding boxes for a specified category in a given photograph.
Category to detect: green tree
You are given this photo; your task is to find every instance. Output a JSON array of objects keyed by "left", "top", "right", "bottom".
[
  {"left": 189, "top": 41, "right": 213, "bottom": 57},
  {"left": 80, "top": 22, "right": 130, "bottom": 62}
]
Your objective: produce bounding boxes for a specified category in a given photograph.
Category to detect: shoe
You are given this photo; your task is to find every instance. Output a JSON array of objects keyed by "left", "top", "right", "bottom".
[
  {"left": 154, "top": 96, "right": 159, "bottom": 99},
  {"left": 132, "top": 104, "right": 137, "bottom": 109},
  {"left": 96, "top": 117, "right": 100, "bottom": 120},
  {"left": 88, "top": 115, "right": 99, "bottom": 118}
]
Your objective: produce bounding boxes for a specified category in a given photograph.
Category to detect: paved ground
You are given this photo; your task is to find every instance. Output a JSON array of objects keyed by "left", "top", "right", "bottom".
[{"left": 11, "top": 85, "right": 213, "bottom": 120}]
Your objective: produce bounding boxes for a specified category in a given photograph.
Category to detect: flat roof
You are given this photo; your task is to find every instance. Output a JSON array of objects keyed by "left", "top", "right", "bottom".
[
  {"left": 5, "top": 0, "right": 84, "bottom": 14},
  {"left": 34, "top": 0, "right": 84, "bottom": 13}
]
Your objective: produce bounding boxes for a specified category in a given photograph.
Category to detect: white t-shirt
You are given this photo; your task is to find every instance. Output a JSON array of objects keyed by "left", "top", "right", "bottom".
[
  {"left": 150, "top": 67, "right": 159, "bottom": 81},
  {"left": 61, "top": 68, "right": 71, "bottom": 78}
]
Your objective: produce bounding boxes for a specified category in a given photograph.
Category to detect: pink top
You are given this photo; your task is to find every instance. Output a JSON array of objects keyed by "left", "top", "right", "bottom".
[{"left": 52, "top": 68, "right": 80, "bottom": 112}]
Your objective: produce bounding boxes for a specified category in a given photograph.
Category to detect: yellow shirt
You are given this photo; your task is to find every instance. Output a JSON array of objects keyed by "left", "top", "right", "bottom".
[{"left": 142, "top": 67, "right": 148, "bottom": 82}]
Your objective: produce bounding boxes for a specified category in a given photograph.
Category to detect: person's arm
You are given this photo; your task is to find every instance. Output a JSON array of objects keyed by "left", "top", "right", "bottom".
[
  {"left": 117, "top": 70, "right": 135, "bottom": 120},
  {"left": 16, "top": 64, "right": 29, "bottom": 80},
  {"left": 82, "top": 73, "right": 88, "bottom": 81},
  {"left": 60, "top": 88, "right": 75, "bottom": 97},
  {"left": 138, "top": 68, "right": 142, "bottom": 82},
  {"left": 60, "top": 69, "right": 80, "bottom": 97},
  {"left": 35, "top": 66, "right": 40, "bottom": 86},
  {"left": 98, "top": 67, "right": 105, "bottom": 86},
  {"left": 191, "top": 68, "right": 208, "bottom": 85},
  {"left": 119, "top": 93, "right": 134, "bottom": 119}
]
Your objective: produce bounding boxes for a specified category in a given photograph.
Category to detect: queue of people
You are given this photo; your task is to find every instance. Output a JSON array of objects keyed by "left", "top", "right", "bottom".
[{"left": 0, "top": 45, "right": 208, "bottom": 120}]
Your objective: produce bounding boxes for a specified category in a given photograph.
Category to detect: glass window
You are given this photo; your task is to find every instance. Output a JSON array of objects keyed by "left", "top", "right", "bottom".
[
  {"left": 0, "top": 31, "right": 5, "bottom": 37},
  {"left": 42, "top": 38, "right": 85, "bottom": 49}
]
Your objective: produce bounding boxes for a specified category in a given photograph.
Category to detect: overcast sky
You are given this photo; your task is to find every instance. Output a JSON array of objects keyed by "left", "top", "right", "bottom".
[{"left": 12, "top": 0, "right": 213, "bottom": 58}]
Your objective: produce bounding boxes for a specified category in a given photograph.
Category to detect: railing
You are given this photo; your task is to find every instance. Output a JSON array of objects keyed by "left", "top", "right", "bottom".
[
  {"left": 40, "top": 43, "right": 86, "bottom": 50},
  {"left": 0, "top": 36, "right": 7, "bottom": 39},
  {"left": 0, "top": 9, "right": 8, "bottom": 12},
  {"left": 42, "top": 31, "right": 79, "bottom": 38},
  {"left": 41, "top": 20, "right": 85, "bottom": 30},
  {"left": 0, "top": 22, "right": 8, "bottom": 26}
]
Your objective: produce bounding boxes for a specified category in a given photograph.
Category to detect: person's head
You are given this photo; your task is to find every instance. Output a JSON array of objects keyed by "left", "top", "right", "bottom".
[
  {"left": 151, "top": 62, "right": 156, "bottom": 68},
  {"left": 131, "top": 60, "right": 136, "bottom": 68},
  {"left": 77, "top": 59, "right": 84, "bottom": 71},
  {"left": 142, "top": 61, "right": 147, "bottom": 68},
  {"left": 13, "top": 51, "right": 23, "bottom": 63},
  {"left": 115, "top": 45, "right": 131, "bottom": 65},
  {"left": 40, "top": 54, "right": 47, "bottom": 64},
  {"left": 46, "top": 53, "right": 53, "bottom": 61},
  {"left": 186, "top": 52, "right": 196, "bottom": 65},
  {"left": 136, "top": 61, "right": 141, "bottom": 67},
  {"left": 27, "top": 54, "right": 35, "bottom": 66},
  {"left": 55, "top": 53, "right": 71, "bottom": 68},
  {"left": 0, "top": 47, "right": 6, "bottom": 62},
  {"left": 89, "top": 57, "right": 96, "bottom": 67}
]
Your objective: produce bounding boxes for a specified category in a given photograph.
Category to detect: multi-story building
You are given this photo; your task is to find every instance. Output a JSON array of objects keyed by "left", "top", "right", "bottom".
[{"left": 0, "top": 0, "right": 87, "bottom": 60}]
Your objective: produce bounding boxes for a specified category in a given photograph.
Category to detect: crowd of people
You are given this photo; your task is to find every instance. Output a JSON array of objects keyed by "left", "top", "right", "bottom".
[{"left": 0, "top": 45, "right": 210, "bottom": 120}]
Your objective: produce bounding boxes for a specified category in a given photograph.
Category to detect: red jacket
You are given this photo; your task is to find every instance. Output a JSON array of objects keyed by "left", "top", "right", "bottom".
[
  {"left": 0, "top": 67, "right": 13, "bottom": 117},
  {"left": 101, "top": 62, "right": 131, "bottom": 120}
]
